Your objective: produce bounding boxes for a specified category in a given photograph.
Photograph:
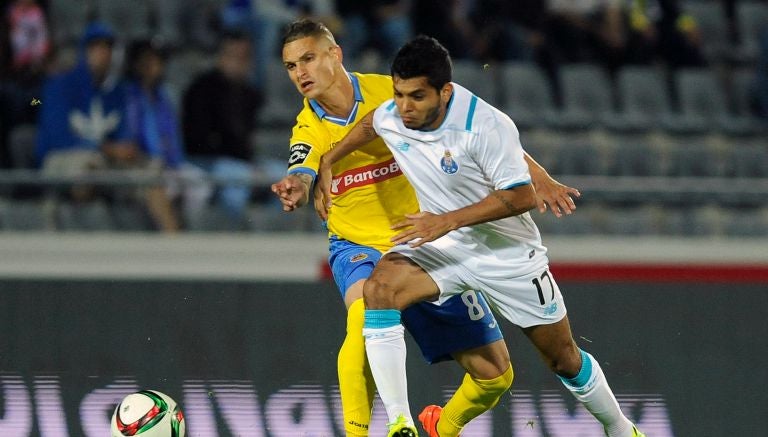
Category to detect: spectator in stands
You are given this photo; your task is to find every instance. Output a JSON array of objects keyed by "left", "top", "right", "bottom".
[
  {"left": 626, "top": 0, "right": 706, "bottom": 68},
  {"left": 410, "top": 0, "right": 474, "bottom": 59},
  {"left": 36, "top": 22, "right": 178, "bottom": 232},
  {"left": 0, "top": 0, "right": 51, "bottom": 168},
  {"left": 35, "top": 22, "right": 128, "bottom": 187},
  {"left": 7, "top": 0, "right": 49, "bottom": 75},
  {"left": 335, "top": 0, "right": 411, "bottom": 60},
  {"left": 123, "top": 38, "right": 211, "bottom": 230},
  {"left": 220, "top": 0, "right": 339, "bottom": 86},
  {"left": 182, "top": 31, "right": 283, "bottom": 229},
  {"left": 466, "top": 0, "right": 541, "bottom": 62},
  {"left": 544, "top": 0, "right": 628, "bottom": 71}
]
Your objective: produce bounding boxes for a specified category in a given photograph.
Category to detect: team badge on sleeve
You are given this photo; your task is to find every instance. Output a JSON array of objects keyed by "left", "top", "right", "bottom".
[
  {"left": 288, "top": 143, "right": 311, "bottom": 166},
  {"left": 440, "top": 149, "right": 458, "bottom": 174}
]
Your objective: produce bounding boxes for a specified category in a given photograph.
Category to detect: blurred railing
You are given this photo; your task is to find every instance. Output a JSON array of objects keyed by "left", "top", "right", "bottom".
[{"left": 0, "top": 169, "right": 766, "bottom": 235}]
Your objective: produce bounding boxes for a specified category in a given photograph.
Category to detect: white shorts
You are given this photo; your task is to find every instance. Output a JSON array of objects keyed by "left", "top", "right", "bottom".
[{"left": 390, "top": 239, "right": 567, "bottom": 328}]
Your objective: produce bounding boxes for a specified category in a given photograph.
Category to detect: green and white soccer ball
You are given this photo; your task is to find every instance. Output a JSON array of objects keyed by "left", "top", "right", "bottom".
[{"left": 111, "top": 390, "right": 185, "bottom": 437}]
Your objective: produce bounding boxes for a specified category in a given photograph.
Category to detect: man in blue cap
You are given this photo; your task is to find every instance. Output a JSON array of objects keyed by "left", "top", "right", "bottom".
[
  {"left": 35, "top": 23, "right": 179, "bottom": 232},
  {"left": 36, "top": 21, "right": 133, "bottom": 179}
]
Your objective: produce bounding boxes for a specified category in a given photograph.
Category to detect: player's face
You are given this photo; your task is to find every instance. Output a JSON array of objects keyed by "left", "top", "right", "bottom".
[
  {"left": 282, "top": 36, "right": 341, "bottom": 99},
  {"left": 393, "top": 76, "right": 452, "bottom": 131}
]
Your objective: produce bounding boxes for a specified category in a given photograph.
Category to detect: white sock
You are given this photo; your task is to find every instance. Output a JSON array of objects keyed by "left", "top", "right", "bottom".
[
  {"left": 363, "top": 323, "right": 413, "bottom": 425},
  {"left": 560, "top": 350, "right": 634, "bottom": 437}
]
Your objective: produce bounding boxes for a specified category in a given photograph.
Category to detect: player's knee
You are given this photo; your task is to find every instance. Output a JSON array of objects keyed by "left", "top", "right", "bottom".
[{"left": 362, "top": 276, "right": 400, "bottom": 309}]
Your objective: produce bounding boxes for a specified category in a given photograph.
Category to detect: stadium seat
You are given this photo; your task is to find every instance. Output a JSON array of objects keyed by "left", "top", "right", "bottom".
[
  {"left": 8, "top": 124, "right": 38, "bottom": 169},
  {"left": 727, "top": 143, "right": 768, "bottom": 178},
  {"left": 733, "top": 1, "right": 768, "bottom": 62},
  {"left": 534, "top": 201, "right": 602, "bottom": 235},
  {"left": 451, "top": 60, "right": 501, "bottom": 107},
  {"left": 609, "top": 140, "right": 666, "bottom": 177},
  {"left": 258, "top": 62, "right": 303, "bottom": 127},
  {"left": 668, "top": 142, "right": 722, "bottom": 177},
  {"left": 95, "top": 0, "right": 152, "bottom": 41},
  {"left": 555, "top": 140, "right": 609, "bottom": 176},
  {"left": 722, "top": 206, "right": 768, "bottom": 236},
  {"left": 555, "top": 63, "right": 615, "bottom": 130},
  {"left": 56, "top": 200, "right": 115, "bottom": 231},
  {"left": 668, "top": 205, "right": 725, "bottom": 236},
  {"left": 152, "top": 0, "right": 184, "bottom": 48},
  {"left": 613, "top": 65, "right": 674, "bottom": 132},
  {"left": 252, "top": 127, "right": 291, "bottom": 161},
  {"left": 666, "top": 68, "right": 729, "bottom": 134},
  {"left": 345, "top": 55, "right": 389, "bottom": 75},
  {"left": 49, "top": 0, "right": 92, "bottom": 46},
  {"left": 681, "top": 0, "right": 730, "bottom": 61},
  {"left": 108, "top": 200, "right": 153, "bottom": 231},
  {"left": 0, "top": 199, "right": 49, "bottom": 230},
  {"left": 499, "top": 62, "right": 558, "bottom": 129},
  {"left": 725, "top": 68, "right": 768, "bottom": 135}
]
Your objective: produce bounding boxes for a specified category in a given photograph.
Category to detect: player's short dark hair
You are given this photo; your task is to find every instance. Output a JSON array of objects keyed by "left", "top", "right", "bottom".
[
  {"left": 391, "top": 35, "right": 452, "bottom": 91},
  {"left": 281, "top": 19, "right": 337, "bottom": 46}
]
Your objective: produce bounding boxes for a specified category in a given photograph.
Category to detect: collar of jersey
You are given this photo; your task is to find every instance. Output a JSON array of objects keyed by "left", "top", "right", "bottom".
[{"left": 309, "top": 73, "right": 364, "bottom": 126}]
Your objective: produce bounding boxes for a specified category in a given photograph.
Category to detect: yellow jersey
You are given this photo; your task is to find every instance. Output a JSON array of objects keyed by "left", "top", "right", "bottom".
[{"left": 287, "top": 72, "right": 419, "bottom": 252}]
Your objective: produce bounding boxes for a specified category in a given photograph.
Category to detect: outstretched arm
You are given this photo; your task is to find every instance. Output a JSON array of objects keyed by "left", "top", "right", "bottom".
[
  {"left": 314, "top": 111, "right": 380, "bottom": 219},
  {"left": 391, "top": 183, "right": 538, "bottom": 247},
  {"left": 271, "top": 173, "right": 314, "bottom": 212},
  {"left": 524, "top": 152, "right": 581, "bottom": 217}
]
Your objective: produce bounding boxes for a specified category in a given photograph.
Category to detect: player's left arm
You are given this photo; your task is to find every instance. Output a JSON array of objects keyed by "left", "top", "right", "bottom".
[
  {"left": 314, "top": 110, "right": 380, "bottom": 218},
  {"left": 390, "top": 184, "right": 537, "bottom": 247},
  {"left": 523, "top": 152, "right": 581, "bottom": 217}
]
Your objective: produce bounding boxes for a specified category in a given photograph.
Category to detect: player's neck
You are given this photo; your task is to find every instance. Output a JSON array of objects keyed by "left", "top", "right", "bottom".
[{"left": 315, "top": 73, "right": 355, "bottom": 118}]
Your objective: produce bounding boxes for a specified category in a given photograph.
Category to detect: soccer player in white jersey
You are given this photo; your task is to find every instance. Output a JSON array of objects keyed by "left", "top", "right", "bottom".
[{"left": 316, "top": 35, "right": 646, "bottom": 437}]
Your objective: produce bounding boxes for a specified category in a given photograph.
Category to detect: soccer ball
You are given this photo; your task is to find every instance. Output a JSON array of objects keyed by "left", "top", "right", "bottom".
[{"left": 111, "top": 390, "right": 185, "bottom": 437}]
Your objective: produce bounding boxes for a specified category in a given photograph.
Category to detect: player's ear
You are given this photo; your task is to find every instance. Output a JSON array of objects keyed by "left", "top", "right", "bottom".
[
  {"left": 440, "top": 83, "right": 453, "bottom": 100},
  {"left": 331, "top": 45, "right": 342, "bottom": 63}
]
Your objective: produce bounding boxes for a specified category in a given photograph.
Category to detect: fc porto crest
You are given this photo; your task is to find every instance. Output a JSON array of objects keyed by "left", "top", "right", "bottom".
[{"left": 440, "top": 149, "right": 459, "bottom": 174}]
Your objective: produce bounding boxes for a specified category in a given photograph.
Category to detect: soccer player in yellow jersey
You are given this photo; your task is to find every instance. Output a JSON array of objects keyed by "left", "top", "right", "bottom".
[{"left": 271, "top": 19, "right": 579, "bottom": 437}]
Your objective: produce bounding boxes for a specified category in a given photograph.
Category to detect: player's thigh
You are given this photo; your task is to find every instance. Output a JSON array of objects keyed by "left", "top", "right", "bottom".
[
  {"left": 452, "top": 339, "right": 511, "bottom": 380},
  {"left": 328, "top": 238, "right": 382, "bottom": 307},
  {"left": 365, "top": 252, "right": 439, "bottom": 309}
]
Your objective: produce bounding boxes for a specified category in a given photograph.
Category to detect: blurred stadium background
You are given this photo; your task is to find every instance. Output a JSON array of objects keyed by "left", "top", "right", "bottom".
[{"left": 0, "top": 0, "right": 766, "bottom": 436}]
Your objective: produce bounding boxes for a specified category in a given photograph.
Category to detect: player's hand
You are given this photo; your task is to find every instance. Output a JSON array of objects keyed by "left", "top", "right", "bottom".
[
  {"left": 271, "top": 174, "right": 307, "bottom": 212},
  {"left": 314, "top": 160, "right": 334, "bottom": 221},
  {"left": 534, "top": 176, "right": 580, "bottom": 218},
  {"left": 391, "top": 212, "right": 453, "bottom": 248}
]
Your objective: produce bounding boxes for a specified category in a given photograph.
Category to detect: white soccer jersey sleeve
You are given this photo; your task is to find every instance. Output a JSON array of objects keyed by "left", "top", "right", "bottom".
[{"left": 471, "top": 107, "right": 531, "bottom": 191}]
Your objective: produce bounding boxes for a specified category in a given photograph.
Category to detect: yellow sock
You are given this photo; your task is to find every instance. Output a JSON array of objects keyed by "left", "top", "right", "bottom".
[
  {"left": 437, "top": 365, "right": 514, "bottom": 437},
  {"left": 338, "top": 298, "right": 376, "bottom": 436}
]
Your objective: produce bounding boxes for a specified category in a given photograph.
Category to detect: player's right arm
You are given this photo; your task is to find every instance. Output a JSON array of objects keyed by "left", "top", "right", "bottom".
[
  {"left": 315, "top": 110, "right": 379, "bottom": 218},
  {"left": 273, "top": 106, "right": 331, "bottom": 213},
  {"left": 271, "top": 173, "right": 314, "bottom": 211}
]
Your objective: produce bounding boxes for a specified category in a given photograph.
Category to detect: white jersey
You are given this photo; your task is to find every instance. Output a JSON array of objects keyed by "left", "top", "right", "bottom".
[{"left": 372, "top": 83, "right": 549, "bottom": 278}]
